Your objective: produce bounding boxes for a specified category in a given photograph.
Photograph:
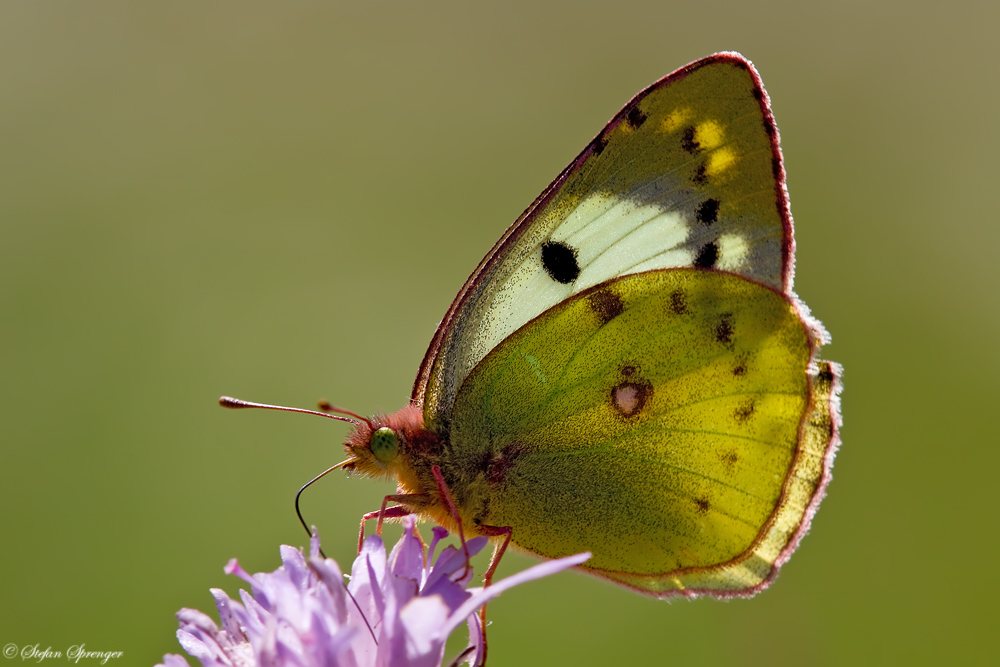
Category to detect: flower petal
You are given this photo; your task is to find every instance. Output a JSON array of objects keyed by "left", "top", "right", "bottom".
[
  {"left": 308, "top": 555, "right": 349, "bottom": 624},
  {"left": 210, "top": 589, "right": 249, "bottom": 644},
  {"left": 365, "top": 553, "right": 386, "bottom": 623},
  {"left": 393, "top": 595, "right": 450, "bottom": 667},
  {"left": 440, "top": 552, "right": 591, "bottom": 638},
  {"left": 387, "top": 517, "right": 425, "bottom": 605},
  {"left": 237, "top": 589, "right": 270, "bottom": 635},
  {"left": 423, "top": 538, "right": 487, "bottom": 592},
  {"left": 256, "top": 617, "right": 280, "bottom": 667},
  {"left": 279, "top": 545, "right": 310, "bottom": 592},
  {"left": 462, "top": 615, "right": 483, "bottom": 667},
  {"left": 423, "top": 527, "right": 449, "bottom": 589},
  {"left": 176, "top": 628, "right": 229, "bottom": 666},
  {"left": 177, "top": 608, "right": 220, "bottom": 636},
  {"left": 155, "top": 654, "right": 193, "bottom": 667}
]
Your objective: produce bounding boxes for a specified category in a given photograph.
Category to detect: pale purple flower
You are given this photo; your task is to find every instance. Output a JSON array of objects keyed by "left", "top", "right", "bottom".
[{"left": 157, "top": 517, "right": 589, "bottom": 667}]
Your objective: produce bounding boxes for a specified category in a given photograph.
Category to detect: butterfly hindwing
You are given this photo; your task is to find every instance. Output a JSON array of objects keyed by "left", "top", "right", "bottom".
[
  {"left": 444, "top": 270, "right": 833, "bottom": 595},
  {"left": 416, "top": 54, "right": 793, "bottom": 426}
]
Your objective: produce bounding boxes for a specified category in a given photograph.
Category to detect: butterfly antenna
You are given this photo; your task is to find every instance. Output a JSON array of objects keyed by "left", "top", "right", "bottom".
[
  {"left": 219, "top": 395, "right": 363, "bottom": 427},
  {"left": 295, "top": 458, "right": 356, "bottom": 558},
  {"left": 317, "top": 400, "right": 374, "bottom": 430}
]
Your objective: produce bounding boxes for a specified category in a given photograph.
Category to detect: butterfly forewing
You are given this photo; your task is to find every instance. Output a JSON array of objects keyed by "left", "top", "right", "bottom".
[{"left": 416, "top": 54, "right": 793, "bottom": 426}]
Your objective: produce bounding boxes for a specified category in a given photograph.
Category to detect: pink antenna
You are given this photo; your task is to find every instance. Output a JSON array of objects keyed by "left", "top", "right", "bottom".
[
  {"left": 219, "top": 395, "right": 364, "bottom": 427},
  {"left": 317, "top": 400, "right": 374, "bottom": 430}
]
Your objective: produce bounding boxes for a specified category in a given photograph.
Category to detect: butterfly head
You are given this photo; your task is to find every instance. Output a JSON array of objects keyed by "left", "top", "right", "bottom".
[{"left": 341, "top": 403, "right": 430, "bottom": 482}]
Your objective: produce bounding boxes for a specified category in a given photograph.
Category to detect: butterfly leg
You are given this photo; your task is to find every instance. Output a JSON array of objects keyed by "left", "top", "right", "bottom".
[
  {"left": 471, "top": 523, "right": 512, "bottom": 666},
  {"left": 477, "top": 524, "right": 513, "bottom": 587},
  {"left": 357, "top": 494, "right": 425, "bottom": 554},
  {"left": 431, "top": 464, "right": 472, "bottom": 578}
]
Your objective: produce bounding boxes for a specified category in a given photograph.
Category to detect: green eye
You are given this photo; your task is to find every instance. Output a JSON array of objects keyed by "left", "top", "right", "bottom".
[{"left": 370, "top": 427, "right": 399, "bottom": 463}]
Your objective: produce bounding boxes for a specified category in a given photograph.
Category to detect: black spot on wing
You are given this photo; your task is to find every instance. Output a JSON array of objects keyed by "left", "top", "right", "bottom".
[
  {"left": 681, "top": 126, "right": 700, "bottom": 154},
  {"left": 695, "top": 198, "right": 720, "bottom": 225},
  {"left": 752, "top": 87, "right": 764, "bottom": 102},
  {"left": 587, "top": 289, "right": 624, "bottom": 324},
  {"left": 669, "top": 290, "right": 687, "bottom": 315},
  {"left": 626, "top": 106, "right": 647, "bottom": 129},
  {"left": 734, "top": 399, "right": 755, "bottom": 424},
  {"left": 732, "top": 354, "right": 749, "bottom": 377},
  {"left": 695, "top": 497, "right": 710, "bottom": 514},
  {"left": 593, "top": 133, "right": 608, "bottom": 156},
  {"left": 694, "top": 242, "right": 718, "bottom": 269},
  {"left": 692, "top": 164, "right": 708, "bottom": 185},
  {"left": 715, "top": 313, "right": 734, "bottom": 344},
  {"left": 541, "top": 241, "right": 580, "bottom": 284},
  {"left": 720, "top": 450, "right": 739, "bottom": 469}
]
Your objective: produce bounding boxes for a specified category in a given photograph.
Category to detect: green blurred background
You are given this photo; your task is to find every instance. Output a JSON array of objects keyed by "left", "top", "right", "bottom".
[{"left": 1, "top": 1, "right": 996, "bottom": 665}]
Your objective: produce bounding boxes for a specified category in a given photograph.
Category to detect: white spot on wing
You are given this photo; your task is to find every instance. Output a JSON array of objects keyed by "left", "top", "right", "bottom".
[
  {"left": 614, "top": 385, "right": 641, "bottom": 414},
  {"left": 716, "top": 233, "right": 749, "bottom": 271}
]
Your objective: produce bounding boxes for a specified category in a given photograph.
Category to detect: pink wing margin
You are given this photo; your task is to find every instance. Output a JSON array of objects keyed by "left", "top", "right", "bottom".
[{"left": 411, "top": 52, "right": 796, "bottom": 405}]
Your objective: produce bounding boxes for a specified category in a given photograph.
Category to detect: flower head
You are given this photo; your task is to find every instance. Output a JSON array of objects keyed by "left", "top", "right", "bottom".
[{"left": 158, "top": 517, "right": 589, "bottom": 667}]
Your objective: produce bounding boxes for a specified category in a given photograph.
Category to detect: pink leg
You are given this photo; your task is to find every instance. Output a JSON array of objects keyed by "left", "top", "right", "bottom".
[
  {"left": 478, "top": 524, "right": 513, "bottom": 588},
  {"left": 357, "top": 493, "right": 425, "bottom": 554},
  {"left": 431, "top": 465, "right": 471, "bottom": 576},
  {"left": 474, "top": 523, "right": 513, "bottom": 667}
]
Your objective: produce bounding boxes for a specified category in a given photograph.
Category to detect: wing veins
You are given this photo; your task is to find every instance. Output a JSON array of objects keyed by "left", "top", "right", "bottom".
[{"left": 530, "top": 445, "right": 774, "bottom": 508}]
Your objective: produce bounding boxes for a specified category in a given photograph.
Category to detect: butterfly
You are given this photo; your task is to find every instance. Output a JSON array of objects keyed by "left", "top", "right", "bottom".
[{"left": 230, "top": 52, "right": 841, "bottom": 599}]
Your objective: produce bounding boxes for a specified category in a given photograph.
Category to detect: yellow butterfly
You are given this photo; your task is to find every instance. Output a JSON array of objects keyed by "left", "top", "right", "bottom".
[{"left": 231, "top": 52, "right": 841, "bottom": 599}]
